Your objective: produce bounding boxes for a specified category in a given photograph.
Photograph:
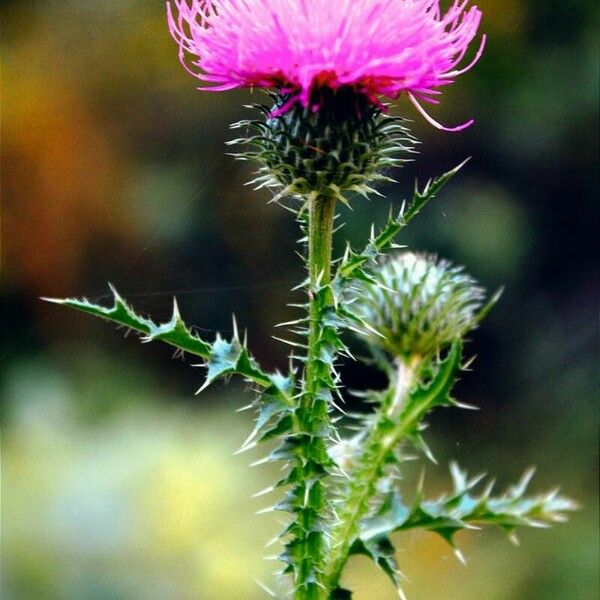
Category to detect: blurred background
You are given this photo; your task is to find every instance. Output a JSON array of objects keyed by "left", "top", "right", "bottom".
[{"left": 2, "top": 1, "right": 598, "bottom": 598}]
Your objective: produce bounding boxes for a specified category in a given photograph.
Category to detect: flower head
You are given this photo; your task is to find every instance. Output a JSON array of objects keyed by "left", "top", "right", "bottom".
[
  {"left": 168, "top": 0, "right": 485, "bottom": 131},
  {"left": 351, "top": 252, "right": 489, "bottom": 357}
]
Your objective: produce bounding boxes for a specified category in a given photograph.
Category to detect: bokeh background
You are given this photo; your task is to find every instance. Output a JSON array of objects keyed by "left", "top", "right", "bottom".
[{"left": 2, "top": 1, "right": 598, "bottom": 599}]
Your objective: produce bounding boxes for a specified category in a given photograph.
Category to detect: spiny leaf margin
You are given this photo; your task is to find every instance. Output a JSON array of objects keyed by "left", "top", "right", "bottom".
[{"left": 43, "top": 285, "right": 287, "bottom": 394}]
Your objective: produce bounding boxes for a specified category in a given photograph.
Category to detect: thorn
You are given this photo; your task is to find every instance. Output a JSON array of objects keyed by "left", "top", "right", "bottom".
[
  {"left": 107, "top": 282, "right": 124, "bottom": 304},
  {"left": 342, "top": 243, "right": 351, "bottom": 263},
  {"left": 237, "top": 427, "right": 260, "bottom": 453},
  {"left": 330, "top": 400, "right": 348, "bottom": 415},
  {"left": 172, "top": 348, "right": 185, "bottom": 361},
  {"left": 482, "top": 478, "right": 496, "bottom": 498},
  {"left": 454, "top": 547, "right": 467, "bottom": 565},
  {"left": 461, "top": 355, "right": 477, "bottom": 371},
  {"left": 40, "top": 296, "right": 66, "bottom": 304},
  {"left": 234, "top": 439, "right": 257, "bottom": 455},
  {"left": 513, "top": 467, "right": 536, "bottom": 496},
  {"left": 528, "top": 520, "right": 552, "bottom": 529},
  {"left": 256, "top": 505, "right": 276, "bottom": 515},
  {"left": 454, "top": 156, "right": 472, "bottom": 173},
  {"left": 508, "top": 532, "right": 520, "bottom": 546},
  {"left": 254, "top": 579, "right": 276, "bottom": 597},
  {"left": 453, "top": 400, "right": 479, "bottom": 411},
  {"left": 195, "top": 378, "right": 213, "bottom": 395},
  {"left": 171, "top": 297, "right": 181, "bottom": 321},
  {"left": 467, "top": 472, "right": 487, "bottom": 489},
  {"left": 275, "top": 317, "right": 308, "bottom": 328},
  {"left": 251, "top": 455, "right": 272, "bottom": 467},
  {"left": 252, "top": 486, "right": 275, "bottom": 498},
  {"left": 272, "top": 336, "right": 307, "bottom": 349}
]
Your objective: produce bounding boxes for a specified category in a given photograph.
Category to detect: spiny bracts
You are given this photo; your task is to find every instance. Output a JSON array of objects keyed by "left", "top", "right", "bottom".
[
  {"left": 350, "top": 252, "right": 497, "bottom": 358},
  {"left": 230, "top": 89, "right": 414, "bottom": 203}
]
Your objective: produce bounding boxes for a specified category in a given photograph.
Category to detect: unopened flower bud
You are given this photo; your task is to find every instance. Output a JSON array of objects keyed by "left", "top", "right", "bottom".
[{"left": 352, "top": 252, "right": 487, "bottom": 358}]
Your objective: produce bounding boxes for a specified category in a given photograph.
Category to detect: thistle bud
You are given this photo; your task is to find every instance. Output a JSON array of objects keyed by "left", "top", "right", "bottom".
[
  {"left": 231, "top": 89, "right": 413, "bottom": 202},
  {"left": 352, "top": 252, "right": 487, "bottom": 358}
]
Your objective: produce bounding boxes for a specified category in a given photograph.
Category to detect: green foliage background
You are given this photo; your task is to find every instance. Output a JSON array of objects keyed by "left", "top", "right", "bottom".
[{"left": 2, "top": 1, "right": 598, "bottom": 598}]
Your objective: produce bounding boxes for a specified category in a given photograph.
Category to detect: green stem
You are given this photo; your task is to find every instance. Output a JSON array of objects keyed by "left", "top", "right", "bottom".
[
  {"left": 292, "top": 194, "right": 336, "bottom": 600},
  {"left": 306, "top": 194, "right": 336, "bottom": 388},
  {"left": 324, "top": 356, "right": 421, "bottom": 591}
]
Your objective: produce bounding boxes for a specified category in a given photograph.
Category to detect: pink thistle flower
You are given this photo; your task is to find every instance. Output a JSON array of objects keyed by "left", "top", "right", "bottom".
[{"left": 167, "top": 0, "right": 485, "bottom": 132}]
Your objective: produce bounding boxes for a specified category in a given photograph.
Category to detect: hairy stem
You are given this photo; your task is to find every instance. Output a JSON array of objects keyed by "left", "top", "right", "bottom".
[
  {"left": 291, "top": 194, "right": 336, "bottom": 600},
  {"left": 324, "top": 356, "right": 421, "bottom": 591}
]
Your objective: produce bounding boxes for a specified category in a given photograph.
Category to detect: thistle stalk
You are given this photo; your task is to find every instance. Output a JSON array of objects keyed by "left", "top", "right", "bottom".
[
  {"left": 325, "top": 356, "right": 421, "bottom": 591},
  {"left": 306, "top": 194, "right": 337, "bottom": 374},
  {"left": 291, "top": 193, "right": 336, "bottom": 600}
]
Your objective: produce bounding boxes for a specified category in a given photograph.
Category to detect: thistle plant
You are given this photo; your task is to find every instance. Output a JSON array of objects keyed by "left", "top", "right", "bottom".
[{"left": 45, "top": 1, "right": 576, "bottom": 599}]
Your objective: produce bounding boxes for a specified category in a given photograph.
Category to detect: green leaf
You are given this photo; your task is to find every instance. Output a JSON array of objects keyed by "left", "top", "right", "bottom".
[
  {"left": 359, "top": 463, "right": 577, "bottom": 551},
  {"left": 397, "top": 341, "right": 463, "bottom": 452},
  {"left": 348, "top": 536, "right": 401, "bottom": 589},
  {"left": 199, "top": 335, "right": 271, "bottom": 391},
  {"left": 149, "top": 297, "right": 213, "bottom": 356},
  {"left": 334, "top": 160, "right": 468, "bottom": 284},
  {"left": 43, "top": 285, "right": 210, "bottom": 355},
  {"left": 403, "top": 158, "right": 470, "bottom": 225},
  {"left": 43, "top": 285, "right": 280, "bottom": 392}
]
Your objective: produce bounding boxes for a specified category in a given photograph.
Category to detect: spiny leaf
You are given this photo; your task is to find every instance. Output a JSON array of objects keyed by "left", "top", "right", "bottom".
[
  {"left": 348, "top": 536, "right": 402, "bottom": 589},
  {"left": 359, "top": 463, "right": 577, "bottom": 549},
  {"left": 334, "top": 160, "right": 468, "bottom": 284},
  {"left": 403, "top": 158, "right": 470, "bottom": 224},
  {"left": 43, "top": 286, "right": 281, "bottom": 392},
  {"left": 149, "top": 298, "right": 213, "bottom": 356},
  {"left": 398, "top": 341, "right": 463, "bottom": 442},
  {"left": 198, "top": 335, "right": 271, "bottom": 392},
  {"left": 44, "top": 286, "right": 210, "bottom": 357},
  {"left": 44, "top": 285, "right": 151, "bottom": 331}
]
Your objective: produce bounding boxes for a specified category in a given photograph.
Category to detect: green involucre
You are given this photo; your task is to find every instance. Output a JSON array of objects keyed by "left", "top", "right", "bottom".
[
  {"left": 350, "top": 252, "right": 489, "bottom": 358},
  {"left": 230, "top": 89, "right": 414, "bottom": 203}
]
